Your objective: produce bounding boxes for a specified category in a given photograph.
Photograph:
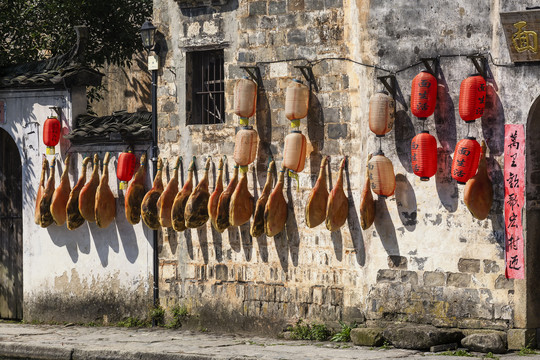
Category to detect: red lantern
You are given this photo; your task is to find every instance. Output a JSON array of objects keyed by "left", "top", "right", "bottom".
[
  {"left": 43, "top": 116, "right": 61, "bottom": 155},
  {"left": 411, "top": 71, "right": 437, "bottom": 120},
  {"left": 458, "top": 75, "right": 486, "bottom": 122},
  {"left": 451, "top": 137, "right": 481, "bottom": 184},
  {"left": 368, "top": 151, "right": 396, "bottom": 198},
  {"left": 117, "top": 151, "right": 137, "bottom": 189},
  {"left": 411, "top": 131, "right": 437, "bottom": 181}
]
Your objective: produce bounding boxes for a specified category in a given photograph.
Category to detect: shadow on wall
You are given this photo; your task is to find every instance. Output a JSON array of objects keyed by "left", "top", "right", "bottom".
[
  {"left": 434, "top": 66, "right": 457, "bottom": 152},
  {"left": 394, "top": 174, "right": 417, "bottom": 231},
  {"left": 374, "top": 197, "right": 399, "bottom": 257},
  {"left": 286, "top": 176, "right": 300, "bottom": 267},
  {"left": 255, "top": 83, "right": 273, "bottom": 191},
  {"left": 345, "top": 163, "right": 366, "bottom": 266},
  {"left": 394, "top": 109, "right": 415, "bottom": 173},
  {"left": 307, "top": 92, "right": 325, "bottom": 186},
  {"left": 180, "top": 0, "right": 239, "bottom": 17},
  {"left": 436, "top": 147, "right": 459, "bottom": 212}
]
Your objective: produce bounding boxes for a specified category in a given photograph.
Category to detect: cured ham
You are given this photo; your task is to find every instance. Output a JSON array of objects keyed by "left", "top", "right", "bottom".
[
  {"left": 360, "top": 154, "right": 375, "bottom": 230},
  {"left": 185, "top": 157, "right": 212, "bottom": 228},
  {"left": 50, "top": 154, "right": 71, "bottom": 226},
  {"left": 264, "top": 167, "right": 288, "bottom": 237},
  {"left": 305, "top": 156, "right": 329, "bottom": 228},
  {"left": 141, "top": 157, "right": 164, "bottom": 230},
  {"left": 79, "top": 154, "right": 100, "bottom": 222},
  {"left": 230, "top": 166, "right": 254, "bottom": 227},
  {"left": 171, "top": 158, "right": 194, "bottom": 232},
  {"left": 95, "top": 152, "right": 116, "bottom": 228},
  {"left": 39, "top": 158, "right": 56, "bottom": 228},
  {"left": 157, "top": 156, "right": 181, "bottom": 228},
  {"left": 208, "top": 157, "right": 225, "bottom": 230},
  {"left": 66, "top": 156, "right": 92, "bottom": 230},
  {"left": 35, "top": 158, "right": 48, "bottom": 225},
  {"left": 215, "top": 165, "right": 239, "bottom": 233},
  {"left": 250, "top": 160, "right": 274, "bottom": 238},
  {"left": 326, "top": 157, "right": 348, "bottom": 232},
  {"left": 125, "top": 153, "right": 147, "bottom": 225},
  {"left": 464, "top": 140, "right": 493, "bottom": 220}
]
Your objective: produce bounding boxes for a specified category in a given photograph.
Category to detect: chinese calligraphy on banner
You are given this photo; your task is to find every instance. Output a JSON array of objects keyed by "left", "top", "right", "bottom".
[{"left": 504, "top": 124, "right": 525, "bottom": 279}]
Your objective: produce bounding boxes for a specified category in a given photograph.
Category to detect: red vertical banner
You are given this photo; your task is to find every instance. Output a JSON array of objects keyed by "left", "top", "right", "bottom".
[{"left": 504, "top": 124, "right": 525, "bottom": 279}]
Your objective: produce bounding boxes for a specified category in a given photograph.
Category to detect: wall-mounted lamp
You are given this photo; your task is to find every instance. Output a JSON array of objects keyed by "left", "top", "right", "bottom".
[{"left": 140, "top": 20, "right": 159, "bottom": 71}]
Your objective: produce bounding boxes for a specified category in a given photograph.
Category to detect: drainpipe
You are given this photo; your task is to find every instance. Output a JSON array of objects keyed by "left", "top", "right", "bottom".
[{"left": 151, "top": 67, "right": 159, "bottom": 326}]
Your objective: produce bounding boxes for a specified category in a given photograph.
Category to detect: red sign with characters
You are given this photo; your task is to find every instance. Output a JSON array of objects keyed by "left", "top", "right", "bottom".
[{"left": 504, "top": 124, "right": 525, "bottom": 279}]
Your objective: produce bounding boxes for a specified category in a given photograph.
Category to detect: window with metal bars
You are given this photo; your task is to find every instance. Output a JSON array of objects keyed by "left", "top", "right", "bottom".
[{"left": 186, "top": 50, "right": 225, "bottom": 125}]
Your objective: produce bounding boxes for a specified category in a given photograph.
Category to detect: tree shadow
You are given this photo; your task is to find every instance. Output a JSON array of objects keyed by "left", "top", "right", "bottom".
[
  {"left": 435, "top": 147, "right": 458, "bottom": 212},
  {"left": 374, "top": 198, "right": 399, "bottom": 256},
  {"left": 286, "top": 176, "right": 300, "bottom": 267},
  {"left": 345, "top": 162, "right": 365, "bottom": 266},
  {"left": 482, "top": 79, "right": 505, "bottom": 157},
  {"left": 394, "top": 174, "right": 417, "bottom": 231},
  {"left": 434, "top": 67, "right": 457, "bottom": 152},
  {"left": 394, "top": 109, "right": 415, "bottom": 173}
]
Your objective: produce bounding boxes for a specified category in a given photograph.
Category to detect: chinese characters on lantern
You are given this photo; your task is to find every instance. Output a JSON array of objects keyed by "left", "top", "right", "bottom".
[{"left": 504, "top": 124, "right": 525, "bottom": 279}]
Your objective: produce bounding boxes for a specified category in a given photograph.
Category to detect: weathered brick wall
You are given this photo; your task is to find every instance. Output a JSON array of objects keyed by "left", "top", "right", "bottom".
[{"left": 150, "top": 0, "right": 540, "bottom": 333}]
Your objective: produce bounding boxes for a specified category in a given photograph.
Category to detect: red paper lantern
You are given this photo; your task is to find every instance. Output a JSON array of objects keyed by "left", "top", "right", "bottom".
[
  {"left": 458, "top": 75, "right": 486, "bottom": 122},
  {"left": 43, "top": 116, "right": 61, "bottom": 155},
  {"left": 451, "top": 137, "right": 481, "bottom": 184},
  {"left": 411, "top": 71, "right": 437, "bottom": 120},
  {"left": 117, "top": 151, "right": 137, "bottom": 189},
  {"left": 411, "top": 131, "right": 437, "bottom": 181}
]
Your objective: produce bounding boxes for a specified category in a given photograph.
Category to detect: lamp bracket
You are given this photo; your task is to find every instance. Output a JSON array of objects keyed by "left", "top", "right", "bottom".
[
  {"left": 467, "top": 54, "right": 487, "bottom": 79},
  {"left": 294, "top": 65, "right": 319, "bottom": 92},
  {"left": 377, "top": 74, "right": 397, "bottom": 98},
  {"left": 240, "top": 66, "right": 263, "bottom": 88},
  {"left": 420, "top": 57, "right": 439, "bottom": 76},
  {"left": 49, "top": 106, "right": 62, "bottom": 119}
]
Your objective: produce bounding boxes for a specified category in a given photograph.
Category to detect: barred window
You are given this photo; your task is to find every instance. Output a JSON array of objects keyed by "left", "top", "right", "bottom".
[{"left": 186, "top": 50, "right": 225, "bottom": 125}]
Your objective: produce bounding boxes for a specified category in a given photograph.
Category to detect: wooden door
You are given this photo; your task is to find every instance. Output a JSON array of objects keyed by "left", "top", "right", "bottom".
[{"left": 0, "top": 129, "right": 22, "bottom": 319}]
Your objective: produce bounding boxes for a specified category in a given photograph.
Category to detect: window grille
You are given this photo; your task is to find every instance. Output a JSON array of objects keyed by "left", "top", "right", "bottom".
[{"left": 186, "top": 50, "right": 225, "bottom": 125}]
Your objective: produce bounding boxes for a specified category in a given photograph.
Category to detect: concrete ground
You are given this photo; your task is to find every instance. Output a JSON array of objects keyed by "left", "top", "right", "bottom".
[{"left": 0, "top": 323, "right": 539, "bottom": 360}]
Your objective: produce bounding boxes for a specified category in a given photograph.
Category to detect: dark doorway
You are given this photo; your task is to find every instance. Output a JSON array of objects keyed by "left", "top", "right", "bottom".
[{"left": 0, "top": 129, "right": 22, "bottom": 319}]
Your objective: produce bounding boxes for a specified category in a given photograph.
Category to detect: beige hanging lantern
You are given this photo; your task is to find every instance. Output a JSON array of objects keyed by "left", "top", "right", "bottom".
[
  {"left": 368, "top": 151, "right": 396, "bottom": 198},
  {"left": 233, "top": 126, "right": 258, "bottom": 166},
  {"left": 369, "top": 91, "right": 395, "bottom": 137},
  {"left": 283, "top": 130, "right": 307, "bottom": 173},
  {"left": 285, "top": 79, "right": 310, "bottom": 121},
  {"left": 234, "top": 77, "right": 258, "bottom": 119}
]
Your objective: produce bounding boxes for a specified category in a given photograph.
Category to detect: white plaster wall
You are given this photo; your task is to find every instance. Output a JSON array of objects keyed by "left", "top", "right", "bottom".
[{"left": 0, "top": 89, "right": 153, "bottom": 321}]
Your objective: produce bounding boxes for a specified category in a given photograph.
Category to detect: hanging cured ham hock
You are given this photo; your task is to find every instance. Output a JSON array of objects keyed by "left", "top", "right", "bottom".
[
  {"left": 141, "top": 157, "right": 164, "bottom": 230},
  {"left": 66, "top": 156, "right": 92, "bottom": 230},
  {"left": 35, "top": 157, "right": 48, "bottom": 225},
  {"left": 39, "top": 158, "right": 56, "bottom": 227},
  {"left": 230, "top": 165, "right": 254, "bottom": 227},
  {"left": 208, "top": 156, "right": 225, "bottom": 230},
  {"left": 215, "top": 164, "right": 239, "bottom": 233},
  {"left": 185, "top": 157, "right": 212, "bottom": 228},
  {"left": 250, "top": 160, "right": 275, "bottom": 237},
  {"left": 125, "top": 154, "right": 147, "bottom": 225},
  {"left": 157, "top": 156, "right": 181, "bottom": 228},
  {"left": 264, "top": 167, "right": 288, "bottom": 237},
  {"left": 79, "top": 154, "right": 100, "bottom": 222},
  {"left": 50, "top": 154, "right": 71, "bottom": 225},
  {"left": 360, "top": 154, "right": 375, "bottom": 230},
  {"left": 95, "top": 152, "right": 116, "bottom": 228},
  {"left": 326, "top": 157, "right": 349, "bottom": 232},
  {"left": 305, "top": 156, "right": 329, "bottom": 228},
  {"left": 464, "top": 140, "right": 493, "bottom": 220},
  {"left": 171, "top": 158, "right": 194, "bottom": 232}
]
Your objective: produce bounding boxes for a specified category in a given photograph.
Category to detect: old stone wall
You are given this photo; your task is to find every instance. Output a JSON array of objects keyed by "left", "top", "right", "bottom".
[{"left": 151, "top": 0, "right": 540, "bottom": 333}]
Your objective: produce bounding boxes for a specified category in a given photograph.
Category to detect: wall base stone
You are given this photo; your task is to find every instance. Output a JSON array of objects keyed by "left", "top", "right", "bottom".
[{"left": 507, "top": 328, "right": 537, "bottom": 350}]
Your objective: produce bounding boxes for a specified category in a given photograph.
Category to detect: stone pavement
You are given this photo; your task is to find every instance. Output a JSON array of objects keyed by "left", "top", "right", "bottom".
[{"left": 1, "top": 323, "right": 540, "bottom": 360}]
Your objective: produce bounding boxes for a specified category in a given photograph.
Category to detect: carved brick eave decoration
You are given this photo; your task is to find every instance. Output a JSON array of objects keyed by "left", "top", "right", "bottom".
[
  {"left": 500, "top": 9, "right": 540, "bottom": 63},
  {"left": 175, "top": 0, "right": 228, "bottom": 8}
]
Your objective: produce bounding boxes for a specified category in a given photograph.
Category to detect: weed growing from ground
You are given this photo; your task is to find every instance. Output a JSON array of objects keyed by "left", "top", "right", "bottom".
[
  {"left": 436, "top": 349, "right": 474, "bottom": 357},
  {"left": 117, "top": 317, "right": 148, "bottom": 328},
  {"left": 150, "top": 305, "right": 165, "bottom": 327},
  {"left": 518, "top": 344, "right": 538, "bottom": 355},
  {"left": 167, "top": 305, "right": 189, "bottom": 329},
  {"left": 330, "top": 321, "right": 357, "bottom": 342},
  {"left": 287, "top": 319, "right": 333, "bottom": 341}
]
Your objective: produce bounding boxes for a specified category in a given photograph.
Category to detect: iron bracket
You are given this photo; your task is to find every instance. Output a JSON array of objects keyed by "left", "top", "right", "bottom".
[
  {"left": 49, "top": 106, "right": 62, "bottom": 119},
  {"left": 377, "top": 74, "right": 397, "bottom": 98},
  {"left": 420, "top": 57, "right": 439, "bottom": 76},
  {"left": 294, "top": 65, "right": 319, "bottom": 92},
  {"left": 467, "top": 54, "right": 488, "bottom": 79},
  {"left": 240, "top": 66, "right": 263, "bottom": 88}
]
